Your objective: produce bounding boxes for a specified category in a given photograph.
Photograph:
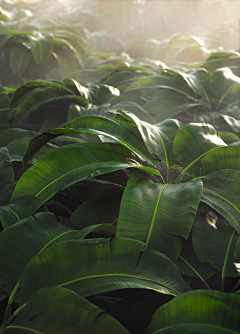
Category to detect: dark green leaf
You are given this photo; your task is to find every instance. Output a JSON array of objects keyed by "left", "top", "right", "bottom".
[{"left": 5, "top": 287, "right": 129, "bottom": 334}]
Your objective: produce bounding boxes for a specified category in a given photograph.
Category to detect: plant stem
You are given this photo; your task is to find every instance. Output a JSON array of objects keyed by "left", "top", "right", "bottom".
[
  {"left": 230, "top": 279, "right": 240, "bottom": 293},
  {"left": 221, "top": 229, "right": 235, "bottom": 292},
  {"left": 179, "top": 256, "right": 211, "bottom": 290}
]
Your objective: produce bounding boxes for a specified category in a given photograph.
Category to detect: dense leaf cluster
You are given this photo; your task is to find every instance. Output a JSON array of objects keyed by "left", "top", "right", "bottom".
[{"left": 1, "top": 1, "right": 240, "bottom": 333}]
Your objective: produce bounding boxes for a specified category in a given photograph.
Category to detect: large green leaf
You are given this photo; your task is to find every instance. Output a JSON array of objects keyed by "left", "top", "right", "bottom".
[
  {"left": 154, "top": 119, "right": 183, "bottom": 167},
  {"left": 10, "top": 46, "right": 32, "bottom": 76},
  {"left": 23, "top": 112, "right": 163, "bottom": 166},
  {"left": 53, "top": 37, "right": 86, "bottom": 68},
  {"left": 28, "top": 32, "right": 53, "bottom": 66},
  {"left": 200, "top": 170, "right": 240, "bottom": 234},
  {"left": 209, "top": 67, "right": 240, "bottom": 106},
  {"left": 0, "top": 212, "right": 97, "bottom": 295},
  {"left": 9, "top": 143, "right": 158, "bottom": 219},
  {"left": 144, "top": 290, "right": 240, "bottom": 334},
  {"left": 143, "top": 95, "right": 200, "bottom": 123},
  {"left": 125, "top": 73, "right": 196, "bottom": 98},
  {"left": 17, "top": 238, "right": 190, "bottom": 305},
  {"left": 109, "top": 101, "right": 155, "bottom": 124},
  {"left": 173, "top": 123, "right": 227, "bottom": 177},
  {"left": 116, "top": 172, "right": 202, "bottom": 261},
  {"left": 192, "top": 215, "right": 239, "bottom": 278},
  {"left": 10, "top": 87, "right": 88, "bottom": 127},
  {"left": 4, "top": 287, "right": 129, "bottom": 334},
  {"left": 200, "top": 146, "right": 240, "bottom": 176},
  {"left": 104, "top": 70, "right": 150, "bottom": 87},
  {"left": 0, "top": 195, "right": 40, "bottom": 228},
  {"left": 10, "top": 80, "right": 74, "bottom": 107},
  {"left": 0, "top": 129, "right": 37, "bottom": 147},
  {"left": 193, "top": 105, "right": 240, "bottom": 133}
]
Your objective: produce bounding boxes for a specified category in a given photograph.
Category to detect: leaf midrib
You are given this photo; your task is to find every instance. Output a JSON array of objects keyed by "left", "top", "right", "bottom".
[
  {"left": 203, "top": 187, "right": 240, "bottom": 213},
  {"left": 57, "top": 273, "right": 179, "bottom": 295},
  {"left": 145, "top": 184, "right": 167, "bottom": 247},
  {"left": 35, "top": 161, "right": 133, "bottom": 198},
  {"left": 151, "top": 322, "right": 239, "bottom": 333}
]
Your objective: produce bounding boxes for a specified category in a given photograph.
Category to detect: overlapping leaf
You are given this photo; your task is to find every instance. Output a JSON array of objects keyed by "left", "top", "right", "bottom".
[
  {"left": 17, "top": 237, "right": 190, "bottom": 305},
  {"left": 4, "top": 287, "right": 129, "bottom": 334},
  {"left": 116, "top": 172, "right": 202, "bottom": 260},
  {"left": 200, "top": 169, "right": 240, "bottom": 234},
  {"left": 144, "top": 290, "right": 240, "bottom": 334}
]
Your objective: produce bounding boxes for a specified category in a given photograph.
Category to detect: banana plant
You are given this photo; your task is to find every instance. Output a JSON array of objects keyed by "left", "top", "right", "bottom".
[{"left": 1, "top": 110, "right": 240, "bottom": 332}]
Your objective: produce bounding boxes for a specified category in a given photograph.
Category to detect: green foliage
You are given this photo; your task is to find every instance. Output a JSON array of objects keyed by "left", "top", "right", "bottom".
[{"left": 1, "top": 0, "right": 240, "bottom": 333}]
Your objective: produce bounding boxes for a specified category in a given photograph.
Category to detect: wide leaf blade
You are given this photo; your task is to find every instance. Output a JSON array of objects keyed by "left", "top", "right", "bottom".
[
  {"left": 173, "top": 123, "right": 227, "bottom": 177},
  {"left": 116, "top": 172, "right": 202, "bottom": 260},
  {"left": 144, "top": 290, "right": 240, "bottom": 334},
  {"left": 0, "top": 212, "right": 95, "bottom": 295},
  {"left": 5, "top": 287, "right": 129, "bottom": 334},
  {"left": 18, "top": 238, "right": 190, "bottom": 305},
  {"left": 9, "top": 143, "right": 158, "bottom": 220},
  {"left": 201, "top": 169, "right": 240, "bottom": 234},
  {"left": 192, "top": 215, "right": 239, "bottom": 277}
]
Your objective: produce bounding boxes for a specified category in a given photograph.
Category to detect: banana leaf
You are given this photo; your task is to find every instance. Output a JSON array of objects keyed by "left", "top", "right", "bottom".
[
  {"left": 192, "top": 215, "right": 239, "bottom": 278},
  {"left": 116, "top": 172, "right": 202, "bottom": 261},
  {"left": 209, "top": 67, "right": 240, "bottom": 105},
  {"left": 4, "top": 143, "right": 158, "bottom": 224},
  {"left": 144, "top": 290, "right": 240, "bottom": 334},
  {"left": 200, "top": 146, "right": 240, "bottom": 176},
  {"left": 0, "top": 212, "right": 99, "bottom": 295},
  {"left": 28, "top": 32, "right": 53, "bottom": 66},
  {"left": 200, "top": 169, "right": 240, "bottom": 234},
  {"left": 173, "top": 123, "right": 227, "bottom": 177},
  {"left": 23, "top": 113, "right": 160, "bottom": 166},
  {"left": 3, "top": 287, "right": 129, "bottom": 334},
  {"left": 18, "top": 237, "right": 190, "bottom": 305},
  {"left": 9, "top": 46, "right": 32, "bottom": 76},
  {"left": 10, "top": 87, "right": 89, "bottom": 127}
]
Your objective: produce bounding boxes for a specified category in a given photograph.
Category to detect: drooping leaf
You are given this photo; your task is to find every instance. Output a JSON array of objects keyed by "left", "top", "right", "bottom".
[
  {"left": 23, "top": 113, "right": 161, "bottom": 166},
  {"left": 193, "top": 105, "right": 240, "bottom": 133},
  {"left": 10, "top": 46, "right": 32, "bottom": 76},
  {"left": 0, "top": 195, "right": 40, "bottom": 228},
  {"left": 28, "top": 32, "right": 53, "bottom": 66},
  {"left": 209, "top": 67, "right": 240, "bottom": 105},
  {"left": 200, "top": 169, "right": 240, "bottom": 234},
  {"left": 5, "top": 287, "right": 129, "bottom": 334},
  {"left": 116, "top": 172, "right": 202, "bottom": 261},
  {"left": 143, "top": 95, "right": 200, "bottom": 123},
  {"left": 144, "top": 290, "right": 240, "bottom": 334},
  {"left": 18, "top": 237, "right": 190, "bottom": 305},
  {"left": 173, "top": 123, "right": 227, "bottom": 177},
  {"left": 200, "top": 146, "right": 240, "bottom": 176},
  {"left": 192, "top": 215, "right": 239, "bottom": 278},
  {"left": 9, "top": 143, "right": 159, "bottom": 222},
  {"left": 11, "top": 87, "right": 88, "bottom": 127},
  {"left": 0, "top": 212, "right": 100, "bottom": 295},
  {"left": 0, "top": 128, "right": 37, "bottom": 147}
]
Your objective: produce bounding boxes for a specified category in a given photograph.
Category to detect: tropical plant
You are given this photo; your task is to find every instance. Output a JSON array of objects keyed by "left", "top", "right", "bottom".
[{"left": 1, "top": 109, "right": 240, "bottom": 332}]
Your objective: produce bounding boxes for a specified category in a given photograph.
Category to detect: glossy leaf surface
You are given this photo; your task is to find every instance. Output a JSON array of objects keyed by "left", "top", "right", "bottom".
[
  {"left": 117, "top": 172, "right": 202, "bottom": 260},
  {"left": 18, "top": 238, "right": 190, "bottom": 304},
  {"left": 144, "top": 290, "right": 240, "bottom": 334},
  {"left": 4, "top": 287, "right": 129, "bottom": 334}
]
